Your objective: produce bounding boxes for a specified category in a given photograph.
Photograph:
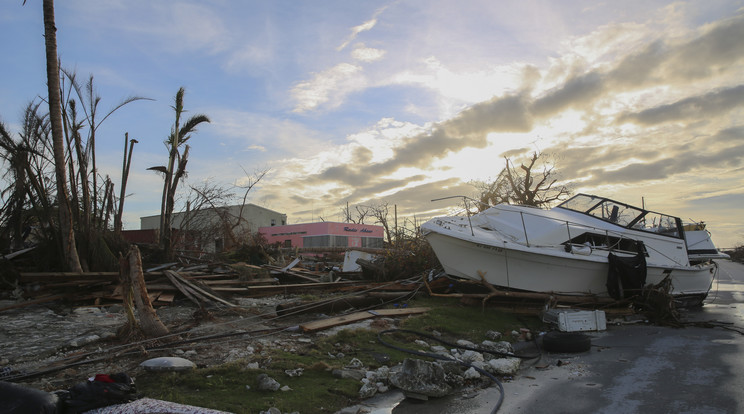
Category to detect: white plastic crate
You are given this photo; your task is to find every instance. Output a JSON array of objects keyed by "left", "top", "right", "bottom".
[{"left": 543, "top": 309, "right": 607, "bottom": 332}]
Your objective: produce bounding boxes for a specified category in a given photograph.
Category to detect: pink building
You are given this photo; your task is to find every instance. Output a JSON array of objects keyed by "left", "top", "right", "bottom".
[{"left": 259, "top": 222, "right": 384, "bottom": 249}]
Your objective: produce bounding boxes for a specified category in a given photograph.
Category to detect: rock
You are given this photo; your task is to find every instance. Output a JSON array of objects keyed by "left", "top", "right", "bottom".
[
  {"left": 481, "top": 340, "right": 514, "bottom": 355},
  {"left": 414, "top": 339, "right": 430, "bottom": 348},
  {"left": 332, "top": 368, "right": 364, "bottom": 381},
  {"left": 284, "top": 368, "right": 303, "bottom": 377},
  {"left": 486, "top": 330, "right": 502, "bottom": 340},
  {"left": 280, "top": 385, "right": 292, "bottom": 392},
  {"left": 459, "top": 350, "right": 484, "bottom": 364},
  {"left": 377, "top": 382, "right": 389, "bottom": 393},
  {"left": 389, "top": 358, "right": 455, "bottom": 398},
  {"left": 487, "top": 358, "right": 521, "bottom": 375},
  {"left": 73, "top": 307, "right": 101, "bottom": 315},
  {"left": 346, "top": 357, "right": 364, "bottom": 369},
  {"left": 140, "top": 356, "right": 196, "bottom": 372},
  {"left": 260, "top": 407, "right": 281, "bottom": 414},
  {"left": 369, "top": 365, "right": 390, "bottom": 382},
  {"left": 456, "top": 339, "right": 476, "bottom": 348},
  {"left": 106, "top": 304, "right": 124, "bottom": 314},
  {"left": 359, "top": 379, "right": 378, "bottom": 398},
  {"left": 68, "top": 334, "right": 100, "bottom": 348},
  {"left": 256, "top": 373, "right": 281, "bottom": 391},
  {"left": 463, "top": 367, "right": 481, "bottom": 379}
]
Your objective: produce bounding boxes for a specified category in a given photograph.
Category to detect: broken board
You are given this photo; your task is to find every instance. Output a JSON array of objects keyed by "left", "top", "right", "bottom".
[{"left": 299, "top": 307, "right": 430, "bottom": 332}]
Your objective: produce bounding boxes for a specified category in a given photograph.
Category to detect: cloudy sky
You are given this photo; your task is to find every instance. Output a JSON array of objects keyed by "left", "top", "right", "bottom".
[{"left": 1, "top": 0, "right": 742, "bottom": 247}]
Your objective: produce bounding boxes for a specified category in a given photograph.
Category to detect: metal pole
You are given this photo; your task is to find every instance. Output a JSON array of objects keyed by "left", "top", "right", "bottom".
[{"left": 520, "top": 212, "right": 530, "bottom": 247}]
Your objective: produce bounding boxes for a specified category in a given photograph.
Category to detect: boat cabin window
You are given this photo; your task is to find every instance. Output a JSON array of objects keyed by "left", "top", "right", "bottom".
[
  {"left": 629, "top": 212, "right": 680, "bottom": 237},
  {"left": 564, "top": 232, "right": 648, "bottom": 255},
  {"left": 558, "top": 194, "right": 683, "bottom": 239}
]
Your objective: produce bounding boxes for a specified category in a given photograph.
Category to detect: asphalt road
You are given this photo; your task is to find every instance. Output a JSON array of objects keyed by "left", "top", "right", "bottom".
[{"left": 393, "top": 259, "right": 744, "bottom": 414}]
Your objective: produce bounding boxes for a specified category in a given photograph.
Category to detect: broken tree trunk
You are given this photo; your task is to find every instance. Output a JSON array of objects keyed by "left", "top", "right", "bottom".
[{"left": 120, "top": 245, "right": 169, "bottom": 338}]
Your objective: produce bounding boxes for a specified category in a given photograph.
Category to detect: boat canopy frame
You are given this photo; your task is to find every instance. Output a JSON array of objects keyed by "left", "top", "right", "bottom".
[{"left": 557, "top": 194, "right": 685, "bottom": 240}]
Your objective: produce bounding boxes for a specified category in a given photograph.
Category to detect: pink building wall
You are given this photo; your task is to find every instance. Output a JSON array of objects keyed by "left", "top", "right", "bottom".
[{"left": 259, "top": 222, "right": 384, "bottom": 248}]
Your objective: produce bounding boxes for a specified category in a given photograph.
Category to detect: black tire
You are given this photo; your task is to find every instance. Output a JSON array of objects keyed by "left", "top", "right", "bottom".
[{"left": 542, "top": 331, "right": 591, "bottom": 353}]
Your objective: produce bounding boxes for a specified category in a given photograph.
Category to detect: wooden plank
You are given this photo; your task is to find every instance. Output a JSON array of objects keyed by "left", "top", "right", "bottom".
[
  {"left": 300, "top": 307, "right": 430, "bottom": 332},
  {"left": 0, "top": 294, "right": 67, "bottom": 313},
  {"left": 246, "top": 280, "right": 363, "bottom": 293},
  {"left": 157, "top": 293, "right": 175, "bottom": 303},
  {"left": 164, "top": 270, "right": 203, "bottom": 306},
  {"left": 171, "top": 271, "right": 237, "bottom": 307}
]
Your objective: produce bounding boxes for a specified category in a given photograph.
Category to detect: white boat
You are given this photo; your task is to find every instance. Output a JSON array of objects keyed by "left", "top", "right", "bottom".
[
  {"left": 683, "top": 223, "right": 731, "bottom": 263},
  {"left": 421, "top": 194, "right": 722, "bottom": 305}
]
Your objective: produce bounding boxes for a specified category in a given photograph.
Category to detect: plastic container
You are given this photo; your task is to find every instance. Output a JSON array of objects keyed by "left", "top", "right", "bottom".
[{"left": 542, "top": 309, "right": 607, "bottom": 332}]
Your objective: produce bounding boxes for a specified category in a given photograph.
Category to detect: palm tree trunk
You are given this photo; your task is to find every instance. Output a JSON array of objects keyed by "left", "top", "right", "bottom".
[
  {"left": 115, "top": 134, "right": 136, "bottom": 236},
  {"left": 43, "top": 0, "right": 82, "bottom": 272}
]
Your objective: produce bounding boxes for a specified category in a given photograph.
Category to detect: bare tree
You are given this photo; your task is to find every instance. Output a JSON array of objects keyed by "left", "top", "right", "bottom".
[
  {"left": 179, "top": 168, "right": 269, "bottom": 253},
  {"left": 341, "top": 203, "right": 372, "bottom": 224},
  {"left": 369, "top": 201, "right": 393, "bottom": 245},
  {"left": 474, "top": 151, "right": 571, "bottom": 210}
]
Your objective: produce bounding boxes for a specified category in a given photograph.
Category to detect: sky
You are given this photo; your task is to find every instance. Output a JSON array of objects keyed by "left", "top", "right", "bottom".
[{"left": 0, "top": 0, "right": 742, "bottom": 248}]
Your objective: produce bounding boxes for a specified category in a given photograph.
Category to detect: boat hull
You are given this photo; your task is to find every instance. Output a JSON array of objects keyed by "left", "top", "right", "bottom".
[{"left": 425, "top": 231, "right": 716, "bottom": 299}]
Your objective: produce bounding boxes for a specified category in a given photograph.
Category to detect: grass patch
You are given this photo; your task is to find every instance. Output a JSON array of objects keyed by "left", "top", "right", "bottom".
[
  {"left": 135, "top": 296, "right": 540, "bottom": 413},
  {"left": 136, "top": 362, "right": 359, "bottom": 414}
]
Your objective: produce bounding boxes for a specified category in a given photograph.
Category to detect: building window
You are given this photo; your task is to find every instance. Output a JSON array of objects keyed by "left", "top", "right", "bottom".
[
  {"left": 284, "top": 239, "right": 291, "bottom": 248},
  {"left": 362, "top": 237, "right": 383, "bottom": 248},
  {"left": 303, "top": 235, "right": 330, "bottom": 248},
  {"left": 271, "top": 219, "right": 276, "bottom": 226}
]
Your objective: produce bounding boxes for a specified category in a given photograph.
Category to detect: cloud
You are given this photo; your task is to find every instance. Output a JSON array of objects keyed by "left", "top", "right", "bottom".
[
  {"left": 663, "top": 13, "right": 744, "bottom": 81},
  {"left": 337, "top": 4, "right": 391, "bottom": 51},
  {"left": 207, "top": 109, "right": 326, "bottom": 156},
  {"left": 617, "top": 85, "right": 744, "bottom": 126},
  {"left": 531, "top": 71, "right": 606, "bottom": 117},
  {"left": 291, "top": 63, "right": 364, "bottom": 112},
  {"left": 291, "top": 10, "right": 744, "bottom": 198},
  {"left": 569, "top": 126, "right": 744, "bottom": 187},
  {"left": 351, "top": 44, "right": 386, "bottom": 62}
]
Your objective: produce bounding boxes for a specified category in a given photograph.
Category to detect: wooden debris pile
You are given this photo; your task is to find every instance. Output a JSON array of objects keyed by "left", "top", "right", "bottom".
[{"left": 1, "top": 257, "right": 375, "bottom": 312}]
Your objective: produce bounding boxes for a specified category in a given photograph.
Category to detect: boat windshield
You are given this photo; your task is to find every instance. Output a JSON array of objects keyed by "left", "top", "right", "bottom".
[{"left": 557, "top": 194, "right": 682, "bottom": 238}]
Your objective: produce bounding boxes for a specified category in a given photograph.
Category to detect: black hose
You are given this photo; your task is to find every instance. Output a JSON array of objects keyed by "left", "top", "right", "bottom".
[{"left": 377, "top": 329, "right": 540, "bottom": 414}]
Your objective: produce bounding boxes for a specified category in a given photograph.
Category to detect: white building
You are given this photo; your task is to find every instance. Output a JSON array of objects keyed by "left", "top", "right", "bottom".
[{"left": 140, "top": 204, "right": 286, "bottom": 253}]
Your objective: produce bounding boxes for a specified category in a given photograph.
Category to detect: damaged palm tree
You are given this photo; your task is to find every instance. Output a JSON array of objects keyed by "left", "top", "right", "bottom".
[
  {"left": 119, "top": 245, "right": 169, "bottom": 339},
  {"left": 152, "top": 87, "right": 210, "bottom": 261}
]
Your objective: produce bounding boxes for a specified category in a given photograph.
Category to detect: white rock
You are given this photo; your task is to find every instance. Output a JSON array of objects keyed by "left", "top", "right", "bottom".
[
  {"left": 456, "top": 339, "right": 476, "bottom": 348},
  {"left": 463, "top": 367, "right": 481, "bottom": 379},
  {"left": 140, "top": 356, "right": 196, "bottom": 372},
  {"left": 459, "top": 350, "right": 484, "bottom": 364},
  {"left": 414, "top": 339, "right": 430, "bottom": 348},
  {"left": 359, "top": 380, "right": 378, "bottom": 398},
  {"left": 487, "top": 358, "right": 521, "bottom": 375}
]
